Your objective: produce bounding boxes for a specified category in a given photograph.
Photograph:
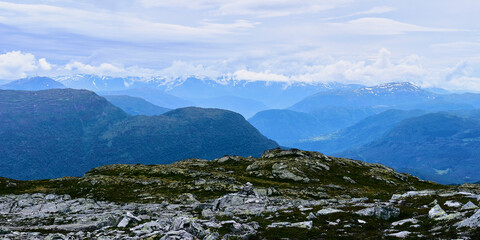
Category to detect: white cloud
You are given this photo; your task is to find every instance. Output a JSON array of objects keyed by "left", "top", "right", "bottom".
[
  {"left": 157, "top": 61, "right": 221, "bottom": 81},
  {"left": 0, "top": 1, "right": 257, "bottom": 42},
  {"left": 230, "top": 48, "right": 427, "bottom": 86},
  {"left": 233, "top": 70, "right": 290, "bottom": 82},
  {"left": 327, "top": 18, "right": 464, "bottom": 35},
  {"left": 0, "top": 51, "right": 52, "bottom": 80},
  {"left": 357, "top": 6, "right": 396, "bottom": 15},
  {"left": 139, "top": 0, "right": 354, "bottom": 17},
  {"left": 38, "top": 58, "right": 52, "bottom": 71},
  {"left": 6, "top": 49, "right": 480, "bottom": 93},
  {"left": 434, "top": 59, "right": 480, "bottom": 91},
  {"left": 324, "top": 6, "right": 396, "bottom": 20},
  {"left": 64, "top": 62, "right": 126, "bottom": 75}
]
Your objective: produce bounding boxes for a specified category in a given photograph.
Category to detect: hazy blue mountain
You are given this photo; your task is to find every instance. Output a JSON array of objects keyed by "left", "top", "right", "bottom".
[
  {"left": 251, "top": 82, "right": 475, "bottom": 150},
  {"left": 290, "top": 82, "right": 434, "bottom": 113},
  {"left": 103, "top": 107, "right": 278, "bottom": 165},
  {"left": 103, "top": 95, "right": 171, "bottom": 116},
  {"left": 55, "top": 75, "right": 155, "bottom": 91},
  {"left": 425, "top": 87, "right": 452, "bottom": 94},
  {"left": 0, "top": 77, "right": 65, "bottom": 90},
  {"left": 163, "top": 77, "right": 362, "bottom": 109},
  {"left": 249, "top": 107, "right": 382, "bottom": 146},
  {"left": 438, "top": 93, "right": 480, "bottom": 108},
  {"left": 55, "top": 75, "right": 362, "bottom": 109},
  {"left": 395, "top": 99, "right": 474, "bottom": 111},
  {"left": 340, "top": 112, "right": 480, "bottom": 184},
  {"left": 297, "top": 109, "right": 427, "bottom": 154},
  {"left": 99, "top": 88, "right": 193, "bottom": 109},
  {"left": 248, "top": 109, "right": 325, "bottom": 146},
  {"left": 0, "top": 89, "right": 128, "bottom": 180},
  {"left": 190, "top": 95, "right": 269, "bottom": 118},
  {"left": 0, "top": 89, "right": 278, "bottom": 180}
]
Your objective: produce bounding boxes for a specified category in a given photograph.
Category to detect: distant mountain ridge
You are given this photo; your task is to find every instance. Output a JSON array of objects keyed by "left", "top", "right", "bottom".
[
  {"left": 0, "top": 89, "right": 278, "bottom": 180},
  {"left": 296, "top": 109, "right": 427, "bottom": 154},
  {"left": 249, "top": 107, "right": 382, "bottom": 146},
  {"left": 1, "top": 77, "right": 65, "bottom": 90},
  {"left": 103, "top": 95, "right": 171, "bottom": 116},
  {"left": 54, "top": 75, "right": 362, "bottom": 109},
  {"left": 341, "top": 112, "right": 480, "bottom": 184},
  {"left": 290, "top": 82, "right": 435, "bottom": 112},
  {"left": 99, "top": 88, "right": 193, "bottom": 109}
]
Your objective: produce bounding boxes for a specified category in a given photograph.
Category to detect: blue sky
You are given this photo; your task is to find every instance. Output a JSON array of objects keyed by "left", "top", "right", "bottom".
[{"left": 0, "top": 0, "right": 479, "bottom": 90}]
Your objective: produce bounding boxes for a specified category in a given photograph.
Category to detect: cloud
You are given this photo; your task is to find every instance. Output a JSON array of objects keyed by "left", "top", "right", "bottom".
[
  {"left": 230, "top": 48, "right": 427, "bottom": 86},
  {"left": 64, "top": 62, "right": 126, "bottom": 75},
  {"left": 38, "top": 58, "right": 52, "bottom": 71},
  {"left": 233, "top": 70, "right": 290, "bottom": 82},
  {"left": 6, "top": 49, "right": 480, "bottom": 93},
  {"left": 0, "top": 1, "right": 257, "bottom": 42},
  {"left": 157, "top": 61, "right": 221, "bottom": 80},
  {"left": 435, "top": 59, "right": 480, "bottom": 91},
  {"left": 324, "top": 6, "right": 396, "bottom": 20},
  {"left": 139, "top": 0, "right": 354, "bottom": 17},
  {"left": 327, "top": 18, "right": 464, "bottom": 35},
  {"left": 0, "top": 51, "right": 52, "bottom": 80}
]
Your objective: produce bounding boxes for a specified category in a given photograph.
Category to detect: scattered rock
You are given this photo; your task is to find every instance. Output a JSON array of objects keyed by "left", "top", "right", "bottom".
[
  {"left": 343, "top": 176, "right": 356, "bottom": 184},
  {"left": 444, "top": 200, "right": 462, "bottom": 208},
  {"left": 391, "top": 218, "right": 418, "bottom": 227},
  {"left": 272, "top": 163, "right": 310, "bottom": 182},
  {"left": 356, "top": 206, "right": 400, "bottom": 220},
  {"left": 428, "top": 205, "right": 447, "bottom": 219},
  {"left": 317, "top": 208, "right": 344, "bottom": 215},
  {"left": 291, "top": 221, "right": 313, "bottom": 229},
  {"left": 388, "top": 231, "right": 411, "bottom": 238},
  {"left": 461, "top": 201, "right": 479, "bottom": 211},
  {"left": 455, "top": 210, "right": 480, "bottom": 228},
  {"left": 117, "top": 217, "right": 130, "bottom": 228}
]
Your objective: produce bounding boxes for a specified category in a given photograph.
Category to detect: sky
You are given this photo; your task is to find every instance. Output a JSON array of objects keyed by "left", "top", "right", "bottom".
[{"left": 0, "top": 0, "right": 479, "bottom": 90}]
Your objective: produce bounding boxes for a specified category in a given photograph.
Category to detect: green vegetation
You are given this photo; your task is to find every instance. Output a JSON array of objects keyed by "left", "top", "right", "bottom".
[
  {"left": 103, "top": 95, "right": 171, "bottom": 116},
  {"left": 0, "top": 89, "right": 278, "bottom": 180},
  {"left": 0, "top": 149, "right": 445, "bottom": 204},
  {"left": 343, "top": 112, "right": 480, "bottom": 184}
]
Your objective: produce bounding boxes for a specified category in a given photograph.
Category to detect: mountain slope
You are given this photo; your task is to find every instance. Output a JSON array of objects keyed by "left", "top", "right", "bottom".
[
  {"left": 341, "top": 112, "right": 480, "bottom": 184},
  {"left": 249, "top": 107, "right": 382, "bottom": 146},
  {"left": 0, "top": 77, "right": 65, "bottom": 90},
  {"left": 163, "top": 77, "right": 362, "bottom": 109},
  {"left": 190, "top": 95, "right": 268, "bottom": 118},
  {"left": 103, "top": 95, "right": 170, "bottom": 116},
  {"left": 0, "top": 89, "right": 278, "bottom": 180},
  {"left": 56, "top": 75, "right": 361, "bottom": 109},
  {"left": 290, "top": 82, "right": 434, "bottom": 113},
  {"left": 249, "top": 109, "right": 326, "bottom": 145},
  {"left": 99, "top": 88, "right": 193, "bottom": 109},
  {"left": 99, "top": 107, "right": 279, "bottom": 164},
  {"left": 0, "top": 89, "right": 128, "bottom": 180},
  {"left": 7, "top": 149, "right": 472, "bottom": 239},
  {"left": 297, "top": 109, "right": 427, "bottom": 154}
]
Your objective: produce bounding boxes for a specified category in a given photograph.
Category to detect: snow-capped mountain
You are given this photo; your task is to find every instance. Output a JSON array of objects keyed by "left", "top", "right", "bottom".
[
  {"left": 352, "top": 82, "right": 423, "bottom": 96},
  {"left": 290, "top": 82, "right": 435, "bottom": 112},
  {"left": 53, "top": 74, "right": 362, "bottom": 108},
  {"left": 1, "top": 77, "right": 65, "bottom": 91}
]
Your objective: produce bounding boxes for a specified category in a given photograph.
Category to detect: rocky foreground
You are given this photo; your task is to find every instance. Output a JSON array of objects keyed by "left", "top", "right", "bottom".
[{"left": 1, "top": 149, "right": 480, "bottom": 239}]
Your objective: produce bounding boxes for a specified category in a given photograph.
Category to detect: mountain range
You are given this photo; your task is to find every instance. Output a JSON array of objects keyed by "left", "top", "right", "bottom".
[
  {"left": 0, "top": 88, "right": 278, "bottom": 180},
  {"left": 296, "top": 109, "right": 427, "bottom": 154},
  {"left": 0, "top": 77, "right": 65, "bottom": 90},
  {"left": 3, "top": 76, "right": 480, "bottom": 183},
  {"left": 102, "top": 95, "right": 171, "bottom": 116},
  {"left": 53, "top": 75, "right": 361, "bottom": 109},
  {"left": 341, "top": 112, "right": 480, "bottom": 184}
]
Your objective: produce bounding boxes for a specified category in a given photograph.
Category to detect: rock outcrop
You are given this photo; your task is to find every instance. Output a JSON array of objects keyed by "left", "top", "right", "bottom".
[{"left": 1, "top": 149, "right": 480, "bottom": 239}]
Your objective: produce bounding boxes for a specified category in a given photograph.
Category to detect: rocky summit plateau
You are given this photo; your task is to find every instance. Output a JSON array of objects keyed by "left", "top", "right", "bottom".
[{"left": 1, "top": 149, "right": 480, "bottom": 239}]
